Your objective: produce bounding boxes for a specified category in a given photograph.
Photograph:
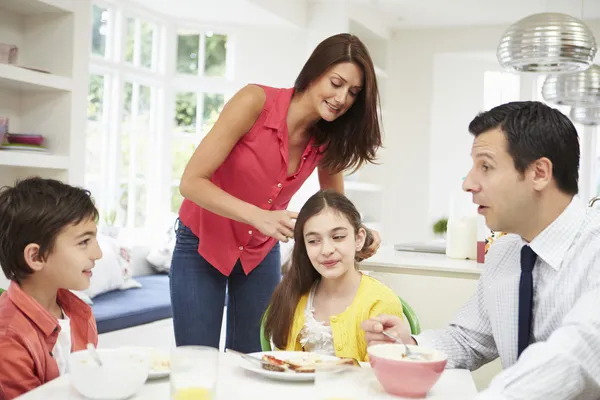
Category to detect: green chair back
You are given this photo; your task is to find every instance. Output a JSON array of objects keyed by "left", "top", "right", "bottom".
[
  {"left": 399, "top": 296, "right": 421, "bottom": 335},
  {"left": 259, "top": 296, "right": 421, "bottom": 351},
  {"left": 260, "top": 310, "right": 271, "bottom": 351},
  {"left": 0, "top": 288, "right": 5, "bottom": 296}
]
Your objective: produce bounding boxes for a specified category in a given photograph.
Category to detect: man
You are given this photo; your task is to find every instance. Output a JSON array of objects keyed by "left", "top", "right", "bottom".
[{"left": 363, "top": 102, "right": 600, "bottom": 399}]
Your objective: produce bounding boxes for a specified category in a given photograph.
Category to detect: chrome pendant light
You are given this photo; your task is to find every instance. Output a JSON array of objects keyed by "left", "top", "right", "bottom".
[
  {"left": 570, "top": 107, "right": 600, "bottom": 125},
  {"left": 542, "top": 65, "right": 600, "bottom": 106},
  {"left": 497, "top": 12, "right": 597, "bottom": 73}
]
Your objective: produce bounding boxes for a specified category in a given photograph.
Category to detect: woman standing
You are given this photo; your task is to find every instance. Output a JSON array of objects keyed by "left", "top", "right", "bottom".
[{"left": 171, "top": 33, "right": 383, "bottom": 352}]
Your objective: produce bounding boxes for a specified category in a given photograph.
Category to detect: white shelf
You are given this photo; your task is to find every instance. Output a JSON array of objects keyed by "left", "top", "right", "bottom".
[
  {"left": 0, "top": 0, "right": 73, "bottom": 15},
  {"left": 0, "top": 150, "right": 69, "bottom": 169},
  {"left": 345, "top": 181, "right": 382, "bottom": 192},
  {"left": 0, "top": 64, "right": 73, "bottom": 92}
]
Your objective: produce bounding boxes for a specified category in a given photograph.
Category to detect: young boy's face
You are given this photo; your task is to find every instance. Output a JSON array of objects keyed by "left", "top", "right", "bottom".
[{"left": 39, "top": 217, "right": 102, "bottom": 291}]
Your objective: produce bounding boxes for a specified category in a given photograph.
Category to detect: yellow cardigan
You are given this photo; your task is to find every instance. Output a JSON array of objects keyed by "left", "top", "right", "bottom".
[{"left": 282, "top": 274, "right": 404, "bottom": 362}]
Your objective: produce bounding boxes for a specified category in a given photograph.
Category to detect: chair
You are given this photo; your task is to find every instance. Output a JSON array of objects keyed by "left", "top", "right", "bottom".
[
  {"left": 259, "top": 296, "right": 421, "bottom": 351},
  {"left": 0, "top": 288, "right": 5, "bottom": 295}
]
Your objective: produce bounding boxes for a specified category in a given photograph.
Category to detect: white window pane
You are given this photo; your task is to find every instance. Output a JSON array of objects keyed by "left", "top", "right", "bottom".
[
  {"left": 134, "top": 183, "right": 147, "bottom": 227},
  {"left": 140, "top": 21, "right": 155, "bottom": 69},
  {"left": 91, "top": 5, "right": 108, "bottom": 57},
  {"left": 204, "top": 32, "right": 227, "bottom": 77},
  {"left": 176, "top": 33, "right": 200, "bottom": 75},
  {"left": 125, "top": 18, "right": 135, "bottom": 64},
  {"left": 86, "top": 74, "right": 106, "bottom": 177},
  {"left": 171, "top": 137, "right": 196, "bottom": 182},
  {"left": 175, "top": 92, "right": 197, "bottom": 133},
  {"left": 84, "top": 177, "right": 103, "bottom": 211},
  {"left": 86, "top": 121, "right": 104, "bottom": 176},
  {"left": 201, "top": 93, "right": 224, "bottom": 135},
  {"left": 118, "top": 183, "right": 129, "bottom": 226}
]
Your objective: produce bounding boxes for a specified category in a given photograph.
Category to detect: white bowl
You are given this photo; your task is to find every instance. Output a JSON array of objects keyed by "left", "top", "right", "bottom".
[{"left": 68, "top": 348, "right": 151, "bottom": 400}]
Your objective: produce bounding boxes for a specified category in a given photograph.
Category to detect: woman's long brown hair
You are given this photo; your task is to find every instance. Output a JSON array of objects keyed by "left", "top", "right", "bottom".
[
  {"left": 295, "top": 33, "right": 383, "bottom": 175},
  {"left": 263, "top": 190, "right": 374, "bottom": 349}
]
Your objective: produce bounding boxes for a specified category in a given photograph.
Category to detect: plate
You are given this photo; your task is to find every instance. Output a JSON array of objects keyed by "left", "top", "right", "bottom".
[
  {"left": 236, "top": 351, "right": 352, "bottom": 382},
  {"left": 147, "top": 348, "right": 170, "bottom": 379},
  {"left": 120, "top": 346, "right": 170, "bottom": 379}
]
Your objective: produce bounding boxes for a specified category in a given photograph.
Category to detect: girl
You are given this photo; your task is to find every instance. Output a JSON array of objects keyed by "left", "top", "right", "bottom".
[
  {"left": 264, "top": 190, "right": 404, "bottom": 362},
  {"left": 171, "top": 33, "right": 384, "bottom": 353}
]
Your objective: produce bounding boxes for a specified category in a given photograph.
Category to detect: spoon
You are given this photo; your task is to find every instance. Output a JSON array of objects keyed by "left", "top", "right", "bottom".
[
  {"left": 87, "top": 343, "right": 103, "bottom": 367},
  {"left": 381, "top": 330, "right": 423, "bottom": 360}
]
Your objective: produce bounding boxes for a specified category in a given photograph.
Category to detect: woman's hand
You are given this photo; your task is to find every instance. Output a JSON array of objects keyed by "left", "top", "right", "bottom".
[
  {"left": 250, "top": 209, "right": 298, "bottom": 242},
  {"left": 356, "top": 228, "right": 381, "bottom": 261}
]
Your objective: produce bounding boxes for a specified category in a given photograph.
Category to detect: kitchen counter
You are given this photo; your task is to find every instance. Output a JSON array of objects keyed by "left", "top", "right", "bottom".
[{"left": 360, "top": 246, "right": 483, "bottom": 278}]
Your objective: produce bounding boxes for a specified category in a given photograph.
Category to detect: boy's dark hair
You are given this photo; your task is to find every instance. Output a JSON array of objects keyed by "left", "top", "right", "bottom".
[
  {"left": 468, "top": 101, "right": 579, "bottom": 195},
  {"left": 0, "top": 177, "right": 99, "bottom": 282}
]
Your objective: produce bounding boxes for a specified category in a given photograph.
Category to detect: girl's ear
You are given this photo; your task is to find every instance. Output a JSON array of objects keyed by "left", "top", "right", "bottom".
[{"left": 355, "top": 226, "right": 366, "bottom": 251}]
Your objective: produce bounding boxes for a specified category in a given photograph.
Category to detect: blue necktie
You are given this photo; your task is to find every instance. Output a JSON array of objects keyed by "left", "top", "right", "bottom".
[{"left": 518, "top": 245, "right": 537, "bottom": 357}]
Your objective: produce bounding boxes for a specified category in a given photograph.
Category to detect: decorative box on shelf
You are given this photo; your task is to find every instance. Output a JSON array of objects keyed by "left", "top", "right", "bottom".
[{"left": 0, "top": 43, "right": 18, "bottom": 65}]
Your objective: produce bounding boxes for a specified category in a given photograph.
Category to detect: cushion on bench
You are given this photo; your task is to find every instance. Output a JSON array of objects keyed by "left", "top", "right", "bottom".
[{"left": 91, "top": 274, "right": 171, "bottom": 334}]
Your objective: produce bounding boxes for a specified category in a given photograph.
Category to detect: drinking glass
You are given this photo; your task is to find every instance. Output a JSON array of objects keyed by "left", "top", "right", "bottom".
[{"left": 170, "top": 346, "right": 219, "bottom": 400}]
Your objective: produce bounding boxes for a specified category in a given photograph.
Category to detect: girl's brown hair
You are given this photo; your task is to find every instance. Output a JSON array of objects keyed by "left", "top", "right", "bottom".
[
  {"left": 295, "top": 33, "right": 382, "bottom": 174},
  {"left": 263, "top": 190, "right": 373, "bottom": 349}
]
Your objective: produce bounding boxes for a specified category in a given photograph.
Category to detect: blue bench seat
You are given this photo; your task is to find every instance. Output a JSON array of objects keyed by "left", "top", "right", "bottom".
[{"left": 91, "top": 274, "right": 172, "bottom": 334}]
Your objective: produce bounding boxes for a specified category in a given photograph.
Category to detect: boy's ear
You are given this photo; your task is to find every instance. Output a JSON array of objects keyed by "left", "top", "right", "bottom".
[
  {"left": 23, "top": 244, "right": 45, "bottom": 272},
  {"left": 355, "top": 226, "right": 367, "bottom": 251}
]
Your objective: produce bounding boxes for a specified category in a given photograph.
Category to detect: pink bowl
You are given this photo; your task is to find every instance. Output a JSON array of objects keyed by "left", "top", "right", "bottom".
[{"left": 368, "top": 344, "right": 447, "bottom": 398}]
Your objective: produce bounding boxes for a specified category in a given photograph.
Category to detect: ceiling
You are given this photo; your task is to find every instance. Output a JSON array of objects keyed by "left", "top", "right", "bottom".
[
  {"left": 319, "top": 0, "right": 600, "bottom": 29},
  {"left": 127, "top": 0, "right": 293, "bottom": 27},
  {"left": 128, "top": 0, "right": 600, "bottom": 30}
]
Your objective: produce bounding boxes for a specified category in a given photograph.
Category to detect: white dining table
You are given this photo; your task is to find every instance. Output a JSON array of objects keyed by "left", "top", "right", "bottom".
[{"left": 18, "top": 352, "right": 479, "bottom": 399}]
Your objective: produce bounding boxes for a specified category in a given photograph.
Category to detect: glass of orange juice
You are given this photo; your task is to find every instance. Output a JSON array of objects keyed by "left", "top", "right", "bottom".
[
  {"left": 170, "top": 346, "right": 219, "bottom": 400},
  {"left": 314, "top": 365, "right": 370, "bottom": 400}
]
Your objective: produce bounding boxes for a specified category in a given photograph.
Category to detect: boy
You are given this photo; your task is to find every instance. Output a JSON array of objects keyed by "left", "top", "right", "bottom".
[{"left": 0, "top": 177, "right": 102, "bottom": 399}]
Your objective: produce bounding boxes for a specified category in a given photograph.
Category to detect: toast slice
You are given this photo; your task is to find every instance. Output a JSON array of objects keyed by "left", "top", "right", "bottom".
[
  {"left": 288, "top": 356, "right": 360, "bottom": 373},
  {"left": 260, "top": 354, "right": 288, "bottom": 372},
  {"left": 260, "top": 353, "right": 360, "bottom": 373}
]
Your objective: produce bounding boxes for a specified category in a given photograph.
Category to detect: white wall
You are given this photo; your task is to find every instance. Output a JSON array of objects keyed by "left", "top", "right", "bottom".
[
  {"left": 380, "top": 20, "right": 600, "bottom": 245},
  {"left": 233, "top": 26, "right": 306, "bottom": 89}
]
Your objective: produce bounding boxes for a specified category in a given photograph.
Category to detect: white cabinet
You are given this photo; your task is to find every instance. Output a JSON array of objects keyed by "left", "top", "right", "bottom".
[{"left": 0, "top": 0, "right": 90, "bottom": 187}]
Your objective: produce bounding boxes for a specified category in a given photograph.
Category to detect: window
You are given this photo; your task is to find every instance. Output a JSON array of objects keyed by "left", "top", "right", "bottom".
[
  {"left": 176, "top": 31, "right": 228, "bottom": 77},
  {"left": 86, "top": 2, "right": 232, "bottom": 235},
  {"left": 170, "top": 91, "right": 224, "bottom": 212},
  {"left": 91, "top": 5, "right": 109, "bottom": 57}
]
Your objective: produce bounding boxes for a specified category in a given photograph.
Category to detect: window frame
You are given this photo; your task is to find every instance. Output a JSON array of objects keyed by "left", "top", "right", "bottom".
[{"left": 87, "top": 0, "right": 235, "bottom": 237}]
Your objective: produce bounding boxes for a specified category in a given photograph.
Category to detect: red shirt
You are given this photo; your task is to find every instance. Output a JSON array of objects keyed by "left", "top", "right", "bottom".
[
  {"left": 179, "top": 85, "right": 324, "bottom": 276},
  {"left": 0, "top": 282, "right": 98, "bottom": 399}
]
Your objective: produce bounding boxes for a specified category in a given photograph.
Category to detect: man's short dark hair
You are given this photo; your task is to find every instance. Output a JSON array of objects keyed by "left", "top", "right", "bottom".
[
  {"left": 468, "top": 101, "right": 579, "bottom": 195},
  {"left": 0, "top": 177, "right": 99, "bottom": 282}
]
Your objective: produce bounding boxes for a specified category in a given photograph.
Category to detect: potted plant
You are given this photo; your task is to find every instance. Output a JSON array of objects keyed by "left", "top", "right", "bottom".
[{"left": 432, "top": 217, "right": 448, "bottom": 239}]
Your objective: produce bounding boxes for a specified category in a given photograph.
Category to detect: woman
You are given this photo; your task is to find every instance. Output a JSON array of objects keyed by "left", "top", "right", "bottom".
[{"left": 172, "top": 33, "right": 383, "bottom": 353}]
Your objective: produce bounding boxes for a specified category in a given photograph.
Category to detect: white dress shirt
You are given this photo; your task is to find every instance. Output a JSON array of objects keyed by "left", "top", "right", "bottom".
[{"left": 416, "top": 197, "right": 600, "bottom": 400}]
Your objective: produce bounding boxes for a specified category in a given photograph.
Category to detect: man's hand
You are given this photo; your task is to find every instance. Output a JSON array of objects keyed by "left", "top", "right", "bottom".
[{"left": 361, "top": 314, "right": 415, "bottom": 346}]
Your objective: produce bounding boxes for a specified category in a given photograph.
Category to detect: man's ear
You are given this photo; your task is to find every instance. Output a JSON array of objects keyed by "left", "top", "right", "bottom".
[
  {"left": 23, "top": 244, "right": 45, "bottom": 272},
  {"left": 531, "top": 157, "right": 552, "bottom": 191}
]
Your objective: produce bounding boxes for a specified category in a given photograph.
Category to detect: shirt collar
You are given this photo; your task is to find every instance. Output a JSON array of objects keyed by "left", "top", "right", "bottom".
[
  {"left": 7, "top": 282, "right": 92, "bottom": 337},
  {"left": 264, "top": 87, "right": 295, "bottom": 131},
  {"left": 525, "top": 196, "right": 586, "bottom": 271}
]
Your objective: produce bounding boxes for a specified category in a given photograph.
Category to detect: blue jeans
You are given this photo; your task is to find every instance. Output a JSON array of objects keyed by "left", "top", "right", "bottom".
[{"left": 169, "top": 221, "right": 281, "bottom": 353}]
